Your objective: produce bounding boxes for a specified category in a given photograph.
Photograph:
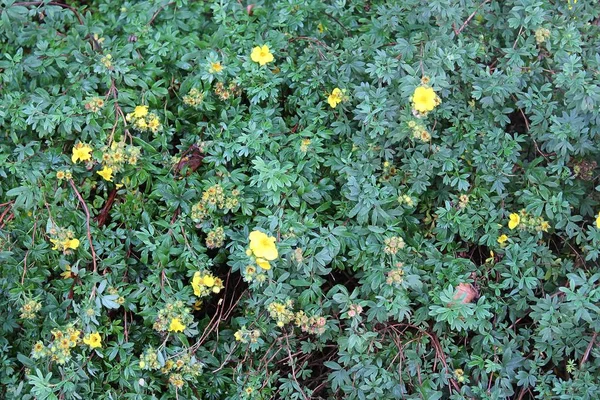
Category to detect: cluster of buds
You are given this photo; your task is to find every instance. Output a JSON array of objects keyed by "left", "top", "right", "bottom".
[
  {"left": 183, "top": 88, "right": 204, "bottom": 108},
  {"left": 101, "top": 54, "right": 112, "bottom": 69},
  {"left": 383, "top": 236, "right": 405, "bottom": 255},
  {"left": 397, "top": 193, "right": 414, "bottom": 207},
  {"left": 407, "top": 120, "right": 432, "bottom": 142},
  {"left": 31, "top": 325, "right": 81, "bottom": 365},
  {"left": 162, "top": 355, "right": 203, "bottom": 388},
  {"left": 20, "top": 299, "right": 42, "bottom": 320},
  {"left": 386, "top": 262, "right": 405, "bottom": 285},
  {"left": 347, "top": 304, "right": 363, "bottom": 318},
  {"left": 535, "top": 27, "right": 551, "bottom": 45},
  {"left": 191, "top": 271, "right": 224, "bottom": 298},
  {"left": 242, "top": 265, "right": 267, "bottom": 284},
  {"left": 84, "top": 97, "right": 105, "bottom": 112},
  {"left": 214, "top": 81, "right": 241, "bottom": 101},
  {"left": 139, "top": 346, "right": 162, "bottom": 370},
  {"left": 300, "top": 138, "right": 311, "bottom": 153},
  {"left": 126, "top": 105, "right": 162, "bottom": 133},
  {"left": 234, "top": 326, "right": 261, "bottom": 344},
  {"left": 206, "top": 226, "right": 225, "bottom": 249},
  {"left": 48, "top": 227, "right": 80, "bottom": 254},
  {"left": 153, "top": 301, "right": 193, "bottom": 334},
  {"left": 267, "top": 300, "right": 295, "bottom": 327},
  {"left": 101, "top": 141, "right": 141, "bottom": 172},
  {"left": 458, "top": 194, "right": 469, "bottom": 209},
  {"left": 191, "top": 184, "right": 238, "bottom": 222},
  {"left": 294, "top": 311, "right": 327, "bottom": 335},
  {"left": 380, "top": 161, "right": 397, "bottom": 181}
]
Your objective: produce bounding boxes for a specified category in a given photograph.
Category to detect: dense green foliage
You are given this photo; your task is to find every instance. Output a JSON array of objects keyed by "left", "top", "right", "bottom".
[{"left": 1, "top": 0, "right": 600, "bottom": 398}]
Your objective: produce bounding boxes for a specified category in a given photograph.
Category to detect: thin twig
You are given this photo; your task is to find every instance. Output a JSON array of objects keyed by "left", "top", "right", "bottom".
[
  {"left": 454, "top": 0, "right": 491, "bottom": 35},
  {"left": 284, "top": 332, "right": 310, "bottom": 400},
  {"left": 147, "top": 2, "right": 176, "bottom": 25},
  {"left": 580, "top": 332, "right": 598, "bottom": 368},
  {"left": 68, "top": 179, "right": 98, "bottom": 277}
]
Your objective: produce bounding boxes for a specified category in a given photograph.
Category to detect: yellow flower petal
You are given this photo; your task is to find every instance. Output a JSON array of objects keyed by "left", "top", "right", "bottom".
[
  {"left": 97, "top": 166, "right": 113, "bottom": 182},
  {"left": 256, "top": 258, "right": 271, "bottom": 270},
  {"left": 508, "top": 213, "right": 520, "bottom": 230},
  {"left": 168, "top": 318, "right": 185, "bottom": 333}
]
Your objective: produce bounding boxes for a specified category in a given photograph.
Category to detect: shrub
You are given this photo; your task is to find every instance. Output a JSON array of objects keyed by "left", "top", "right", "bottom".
[{"left": 1, "top": 0, "right": 600, "bottom": 399}]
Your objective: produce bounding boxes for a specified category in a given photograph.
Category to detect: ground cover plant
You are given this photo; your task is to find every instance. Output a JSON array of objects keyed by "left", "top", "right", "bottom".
[{"left": 1, "top": 0, "right": 600, "bottom": 398}]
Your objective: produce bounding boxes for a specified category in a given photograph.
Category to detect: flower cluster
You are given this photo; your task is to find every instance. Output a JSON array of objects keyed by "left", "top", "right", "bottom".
[
  {"left": 267, "top": 300, "right": 295, "bottom": 327},
  {"left": 101, "top": 53, "right": 112, "bottom": 69},
  {"left": 20, "top": 299, "right": 42, "bottom": 320},
  {"left": 407, "top": 120, "right": 432, "bottom": 142},
  {"left": 183, "top": 88, "right": 205, "bottom": 108},
  {"left": 214, "top": 81, "right": 241, "bottom": 100},
  {"left": 154, "top": 301, "right": 193, "bottom": 334},
  {"left": 191, "top": 184, "right": 239, "bottom": 222},
  {"left": 241, "top": 264, "right": 267, "bottom": 284},
  {"left": 411, "top": 84, "right": 441, "bottom": 115},
  {"left": 191, "top": 271, "right": 224, "bottom": 298},
  {"left": 139, "top": 347, "right": 162, "bottom": 370},
  {"left": 327, "top": 87, "right": 347, "bottom": 108},
  {"left": 206, "top": 226, "right": 225, "bottom": 248},
  {"left": 84, "top": 97, "right": 105, "bottom": 112},
  {"left": 383, "top": 236, "right": 405, "bottom": 255},
  {"left": 49, "top": 227, "right": 80, "bottom": 254},
  {"left": 31, "top": 325, "right": 82, "bottom": 364},
  {"left": 139, "top": 348, "right": 203, "bottom": 389},
  {"left": 126, "top": 105, "right": 162, "bottom": 133},
  {"left": 458, "top": 194, "right": 469, "bottom": 209},
  {"left": 247, "top": 230, "right": 278, "bottom": 271},
  {"left": 294, "top": 311, "right": 327, "bottom": 335},
  {"left": 101, "top": 141, "right": 141, "bottom": 173},
  {"left": 386, "top": 262, "right": 405, "bottom": 285},
  {"left": 234, "top": 326, "right": 261, "bottom": 344},
  {"left": 300, "top": 138, "right": 311, "bottom": 153},
  {"left": 535, "top": 27, "right": 551, "bottom": 45},
  {"left": 380, "top": 161, "right": 397, "bottom": 182},
  {"left": 397, "top": 193, "right": 415, "bottom": 207},
  {"left": 507, "top": 210, "right": 550, "bottom": 232},
  {"left": 347, "top": 304, "right": 363, "bottom": 318},
  {"left": 56, "top": 169, "right": 73, "bottom": 180}
]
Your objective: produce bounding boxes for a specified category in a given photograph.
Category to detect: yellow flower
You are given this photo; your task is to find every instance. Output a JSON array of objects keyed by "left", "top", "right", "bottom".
[
  {"left": 64, "top": 238, "right": 80, "bottom": 250},
  {"left": 539, "top": 221, "right": 550, "bottom": 232},
  {"left": 327, "top": 88, "right": 344, "bottom": 108},
  {"left": 596, "top": 211, "right": 600, "bottom": 229},
  {"left": 97, "top": 166, "right": 113, "bottom": 182},
  {"left": 209, "top": 62, "right": 223, "bottom": 73},
  {"left": 203, "top": 275, "right": 215, "bottom": 287},
  {"left": 132, "top": 105, "right": 148, "bottom": 119},
  {"left": 234, "top": 330, "right": 243, "bottom": 341},
  {"left": 56, "top": 171, "right": 65, "bottom": 180},
  {"left": 508, "top": 213, "right": 520, "bottom": 230},
  {"left": 169, "top": 318, "right": 185, "bottom": 333},
  {"left": 256, "top": 258, "right": 271, "bottom": 270},
  {"left": 191, "top": 272, "right": 203, "bottom": 296},
  {"left": 61, "top": 265, "right": 72, "bottom": 279},
  {"left": 83, "top": 332, "right": 102, "bottom": 349},
  {"left": 317, "top": 22, "right": 325, "bottom": 33},
  {"left": 248, "top": 230, "right": 278, "bottom": 260},
  {"left": 71, "top": 143, "right": 92, "bottom": 163},
  {"left": 147, "top": 117, "right": 161, "bottom": 132},
  {"left": 250, "top": 45, "right": 274, "bottom": 66},
  {"left": 411, "top": 86, "right": 437, "bottom": 113},
  {"left": 497, "top": 234, "right": 508, "bottom": 244}
]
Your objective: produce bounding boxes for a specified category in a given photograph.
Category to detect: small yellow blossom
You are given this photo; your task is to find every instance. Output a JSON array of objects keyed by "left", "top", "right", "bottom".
[
  {"left": 64, "top": 238, "right": 80, "bottom": 250},
  {"left": 97, "top": 166, "right": 113, "bottom": 182},
  {"left": 169, "top": 318, "right": 185, "bottom": 333},
  {"left": 596, "top": 212, "right": 600, "bottom": 229},
  {"left": 72, "top": 143, "right": 92, "bottom": 163},
  {"left": 234, "top": 330, "right": 243, "bottom": 341},
  {"left": 61, "top": 265, "right": 73, "bottom": 279},
  {"left": 411, "top": 86, "right": 438, "bottom": 113},
  {"left": 132, "top": 105, "right": 148, "bottom": 119},
  {"left": 508, "top": 213, "right": 520, "bottom": 230},
  {"left": 497, "top": 234, "right": 508, "bottom": 244},
  {"left": 327, "top": 88, "right": 344, "bottom": 108},
  {"left": 250, "top": 45, "right": 274, "bottom": 66},
  {"left": 83, "top": 332, "right": 102, "bottom": 349},
  {"left": 209, "top": 62, "right": 223, "bottom": 73},
  {"left": 56, "top": 171, "right": 65, "bottom": 180},
  {"left": 203, "top": 275, "right": 215, "bottom": 287}
]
